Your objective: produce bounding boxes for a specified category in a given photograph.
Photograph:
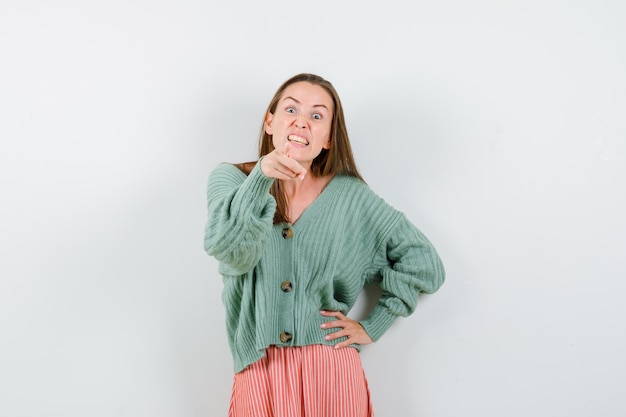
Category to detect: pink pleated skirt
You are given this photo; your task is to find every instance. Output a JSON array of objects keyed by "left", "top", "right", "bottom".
[{"left": 229, "top": 344, "right": 374, "bottom": 417}]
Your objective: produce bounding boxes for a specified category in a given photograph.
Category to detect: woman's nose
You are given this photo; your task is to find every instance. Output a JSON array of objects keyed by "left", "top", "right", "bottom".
[{"left": 294, "top": 116, "right": 307, "bottom": 128}]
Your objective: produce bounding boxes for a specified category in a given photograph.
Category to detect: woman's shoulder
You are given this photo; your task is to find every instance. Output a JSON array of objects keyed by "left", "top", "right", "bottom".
[
  {"left": 335, "top": 174, "right": 385, "bottom": 201},
  {"left": 334, "top": 173, "right": 367, "bottom": 189},
  {"left": 331, "top": 175, "right": 406, "bottom": 241},
  {"left": 333, "top": 174, "right": 400, "bottom": 215}
]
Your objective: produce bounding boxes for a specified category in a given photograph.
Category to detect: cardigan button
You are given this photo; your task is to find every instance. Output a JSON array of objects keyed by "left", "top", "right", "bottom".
[
  {"left": 281, "top": 281, "right": 293, "bottom": 292},
  {"left": 280, "top": 332, "right": 293, "bottom": 343},
  {"left": 281, "top": 227, "right": 293, "bottom": 239}
]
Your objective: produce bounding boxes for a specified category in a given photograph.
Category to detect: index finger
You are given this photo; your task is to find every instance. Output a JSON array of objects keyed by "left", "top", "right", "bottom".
[
  {"left": 280, "top": 141, "right": 306, "bottom": 180},
  {"left": 276, "top": 141, "right": 289, "bottom": 157}
]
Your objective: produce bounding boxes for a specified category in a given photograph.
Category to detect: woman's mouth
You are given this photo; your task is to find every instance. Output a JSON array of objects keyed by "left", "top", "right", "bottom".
[{"left": 287, "top": 135, "right": 309, "bottom": 145}]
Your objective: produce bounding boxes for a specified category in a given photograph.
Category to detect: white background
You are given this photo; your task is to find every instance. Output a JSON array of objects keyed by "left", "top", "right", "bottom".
[{"left": 1, "top": 1, "right": 625, "bottom": 416}]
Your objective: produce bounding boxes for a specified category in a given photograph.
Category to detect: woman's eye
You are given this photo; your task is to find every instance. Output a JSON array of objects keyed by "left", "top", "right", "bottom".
[
  {"left": 286, "top": 107, "right": 296, "bottom": 113},
  {"left": 312, "top": 113, "right": 322, "bottom": 120}
]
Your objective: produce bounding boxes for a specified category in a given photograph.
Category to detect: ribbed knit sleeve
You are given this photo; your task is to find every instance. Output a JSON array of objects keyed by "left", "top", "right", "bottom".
[
  {"left": 203, "top": 162, "right": 276, "bottom": 276},
  {"left": 359, "top": 214, "right": 445, "bottom": 341}
]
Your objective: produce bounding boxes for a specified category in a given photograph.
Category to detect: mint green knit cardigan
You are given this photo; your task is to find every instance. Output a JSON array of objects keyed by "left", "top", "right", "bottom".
[{"left": 204, "top": 162, "right": 445, "bottom": 373}]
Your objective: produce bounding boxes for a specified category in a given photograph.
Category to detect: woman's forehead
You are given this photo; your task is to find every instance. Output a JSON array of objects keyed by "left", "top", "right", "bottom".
[{"left": 280, "top": 82, "right": 333, "bottom": 108}]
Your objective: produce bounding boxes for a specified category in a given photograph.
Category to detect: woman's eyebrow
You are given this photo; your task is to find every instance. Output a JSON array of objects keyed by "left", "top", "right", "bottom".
[{"left": 283, "top": 96, "right": 329, "bottom": 110}]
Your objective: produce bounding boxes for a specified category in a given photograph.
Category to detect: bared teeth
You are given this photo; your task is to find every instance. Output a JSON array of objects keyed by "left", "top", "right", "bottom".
[{"left": 288, "top": 135, "right": 308, "bottom": 145}]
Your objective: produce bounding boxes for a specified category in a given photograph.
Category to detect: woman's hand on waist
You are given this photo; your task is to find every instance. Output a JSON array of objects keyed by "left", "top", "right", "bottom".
[{"left": 319, "top": 310, "right": 374, "bottom": 349}]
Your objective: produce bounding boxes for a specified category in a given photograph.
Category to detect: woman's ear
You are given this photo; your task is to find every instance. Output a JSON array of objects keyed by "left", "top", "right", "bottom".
[{"left": 264, "top": 112, "right": 274, "bottom": 135}]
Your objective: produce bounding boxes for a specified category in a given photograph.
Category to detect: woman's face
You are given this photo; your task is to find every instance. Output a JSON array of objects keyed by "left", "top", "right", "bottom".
[{"left": 265, "top": 81, "right": 333, "bottom": 168}]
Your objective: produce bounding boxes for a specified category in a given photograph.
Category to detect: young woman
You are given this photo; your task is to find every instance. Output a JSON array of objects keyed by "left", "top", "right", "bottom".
[{"left": 204, "top": 73, "right": 445, "bottom": 416}]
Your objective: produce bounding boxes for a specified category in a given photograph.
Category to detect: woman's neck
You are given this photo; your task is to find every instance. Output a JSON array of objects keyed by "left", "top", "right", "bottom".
[{"left": 281, "top": 173, "right": 333, "bottom": 224}]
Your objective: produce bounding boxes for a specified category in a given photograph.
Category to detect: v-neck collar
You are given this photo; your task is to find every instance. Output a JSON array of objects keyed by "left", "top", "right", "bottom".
[{"left": 288, "top": 174, "right": 344, "bottom": 228}]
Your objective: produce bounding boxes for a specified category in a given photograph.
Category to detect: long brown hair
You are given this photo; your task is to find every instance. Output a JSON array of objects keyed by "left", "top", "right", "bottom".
[{"left": 236, "top": 73, "right": 364, "bottom": 224}]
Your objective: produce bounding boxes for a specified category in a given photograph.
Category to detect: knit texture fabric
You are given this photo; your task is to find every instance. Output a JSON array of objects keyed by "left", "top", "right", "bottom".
[{"left": 204, "top": 162, "right": 445, "bottom": 373}]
